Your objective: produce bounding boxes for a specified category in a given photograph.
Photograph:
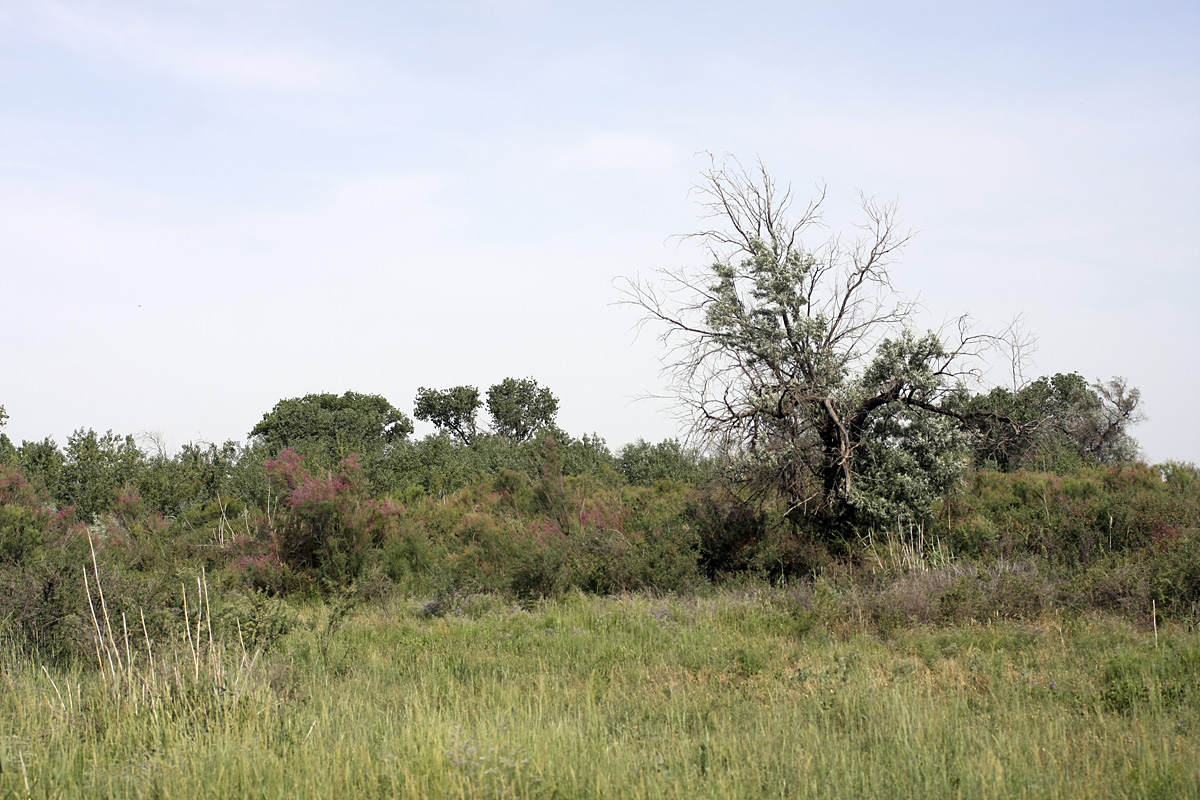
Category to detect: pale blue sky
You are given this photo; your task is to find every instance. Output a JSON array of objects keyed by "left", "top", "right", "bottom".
[{"left": 2, "top": 1, "right": 1198, "bottom": 462}]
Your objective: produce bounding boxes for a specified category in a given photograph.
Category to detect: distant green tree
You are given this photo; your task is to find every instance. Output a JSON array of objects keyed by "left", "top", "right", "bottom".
[
  {"left": 414, "top": 386, "right": 481, "bottom": 445},
  {"left": 963, "top": 373, "right": 1142, "bottom": 471},
  {"left": 0, "top": 406, "right": 16, "bottom": 467},
  {"left": 486, "top": 378, "right": 559, "bottom": 444},
  {"left": 15, "top": 438, "right": 65, "bottom": 499},
  {"left": 225, "top": 439, "right": 276, "bottom": 512},
  {"left": 60, "top": 429, "right": 144, "bottom": 521},
  {"left": 618, "top": 438, "right": 706, "bottom": 486},
  {"left": 560, "top": 432, "right": 618, "bottom": 480},
  {"left": 135, "top": 440, "right": 243, "bottom": 518},
  {"left": 251, "top": 392, "right": 413, "bottom": 465},
  {"left": 401, "top": 433, "right": 480, "bottom": 498}
]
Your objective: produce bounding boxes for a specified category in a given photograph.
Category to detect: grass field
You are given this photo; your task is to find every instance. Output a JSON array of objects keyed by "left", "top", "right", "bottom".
[{"left": 3, "top": 587, "right": 1197, "bottom": 799}]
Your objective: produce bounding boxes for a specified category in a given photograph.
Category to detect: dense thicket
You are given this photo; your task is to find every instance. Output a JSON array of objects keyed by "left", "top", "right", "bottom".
[{"left": 1, "top": 374, "right": 1197, "bottom": 667}]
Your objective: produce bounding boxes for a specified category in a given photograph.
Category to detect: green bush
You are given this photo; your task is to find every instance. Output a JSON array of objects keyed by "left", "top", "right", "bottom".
[
  {"left": 941, "top": 464, "right": 1200, "bottom": 565},
  {"left": 1068, "top": 529, "right": 1200, "bottom": 621},
  {"left": 215, "top": 590, "right": 296, "bottom": 654},
  {"left": 1145, "top": 529, "right": 1200, "bottom": 616},
  {"left": 0, "top": 557, "right": 89, "bottom": 662},
  {"left": 1102, "top": 644, "right": 1200, "bottom": 714},
  {"left": 0, "top": 466, "right": 53, "bottom": 565}
]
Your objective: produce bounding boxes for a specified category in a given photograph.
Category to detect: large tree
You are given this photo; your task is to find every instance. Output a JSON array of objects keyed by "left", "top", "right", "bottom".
[
  {"left": 250, "top": 392, "right": 413, "bottom": 464},
  {"left": 622, "top": 159, "right": 1014, "bottom": 529},
  {"left": 414, "top": 385, "right": 482, "bottom": 445},
  {"left": 486, "top": 378, "right": 559, "bottom": 444}
]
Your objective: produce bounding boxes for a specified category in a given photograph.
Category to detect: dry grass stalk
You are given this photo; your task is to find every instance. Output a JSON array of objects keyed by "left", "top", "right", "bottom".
[
  {"left": 18, "top": 751, "right": 29, "bottom": 798},
  {"left": 863, "top": 523, "right": 952, "bottom": 574},
  {"left": 74, "top": 532, "right": 260, "bottom": 717}
]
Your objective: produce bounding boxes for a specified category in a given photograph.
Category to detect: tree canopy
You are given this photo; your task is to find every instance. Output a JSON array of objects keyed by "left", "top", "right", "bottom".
[
  {"left": 486, "top": 378, "right": 559, "bottom": 444},
  {"left": 250, "top": 392, "right": 412, "bottom": 465},
  {"left": 964, "top": 373, "right": 1142, "bottom": 471},
  {"left": 60, "top": 429, "right": 143, "bottom": 521},
  {"left": 414, "top": 385, "right": 482, "bottom": 445},
  {"left": 0, "top": 406, "right": 14, "bottom": 467},
  {"left": 617, "top": 438, "right": 707, "bottom": 487}
]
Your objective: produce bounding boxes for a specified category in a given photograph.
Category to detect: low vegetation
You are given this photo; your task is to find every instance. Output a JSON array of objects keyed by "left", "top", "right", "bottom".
[
  {"left": 3, "top": 585, "right": 1196, "bottom": 799},
  {"left": 2, "top": 365, "right": 1197, "bottom": 800}
]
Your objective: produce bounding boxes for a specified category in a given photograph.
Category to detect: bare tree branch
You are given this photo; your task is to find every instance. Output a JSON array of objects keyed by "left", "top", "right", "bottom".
[{"left": 618, "top": 158, "right": 1025, "bottom": 528}]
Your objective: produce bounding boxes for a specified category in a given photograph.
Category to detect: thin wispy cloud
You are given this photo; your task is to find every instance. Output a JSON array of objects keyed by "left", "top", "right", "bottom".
[{"left": 25, "top": 2, "right": 367, "bottom": 94}]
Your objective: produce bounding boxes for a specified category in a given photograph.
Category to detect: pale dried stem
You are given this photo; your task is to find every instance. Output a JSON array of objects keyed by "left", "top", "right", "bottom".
[{"left": 87, "top": 530, "right": 122, "bottom": 675}]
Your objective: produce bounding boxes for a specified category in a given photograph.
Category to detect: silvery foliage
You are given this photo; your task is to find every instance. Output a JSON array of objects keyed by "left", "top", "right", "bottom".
[{"left": 623, "top": 158, "right": 1011, "bottom": 530}]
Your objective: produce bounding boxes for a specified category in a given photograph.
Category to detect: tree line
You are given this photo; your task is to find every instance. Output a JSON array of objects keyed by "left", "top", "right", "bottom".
[
  {"left": 0, "top": 379, "right": 708, "bottom": 525},
  {"left": 0, "top": 363, "right": 1143, "bottom": 534}
]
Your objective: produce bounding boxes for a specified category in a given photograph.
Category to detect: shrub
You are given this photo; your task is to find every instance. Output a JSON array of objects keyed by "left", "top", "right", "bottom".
[
  {"left": 563, "top": 525, "right": 700, "bottom": 595},
  {"left": 686, "top": 490, "right": 764, "bottom": 576},
  {"left": 265, "top": 449, "right": 402, "bottom": 586},
  {"left": 1102, "top": 645, "right": 1200, "bottom": 714},
  {"left": 1146, "top": 529, "right": 1200, "bottom": 615},
  {"left": 1069, "top": 530, "right": 1200, "bottom": 621},
  {"left": 0, "top": 466, "right": 57, "bottom": 565},
  {"left": 378, "top": 517, "right": 434, "bottom": 588},
  {"left": 941, "top": 464, "right": 1200, "bottom": 565},
  {"left": 0, "top": 556, "right": 89, "bottom": 662},
  {"left": 508, "top": 537, "right": 569, "bottom": 599},
  {"left": 617, "top": 438, "right": 706, "bottom": 486},
  {"left": 215, "top": 590, "right": 296, "bottom": 654}
]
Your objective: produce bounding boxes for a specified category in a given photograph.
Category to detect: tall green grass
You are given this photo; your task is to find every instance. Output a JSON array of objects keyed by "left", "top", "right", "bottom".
[{"left": 3, "top": 588, "right": 1197, "bottom": 799}]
